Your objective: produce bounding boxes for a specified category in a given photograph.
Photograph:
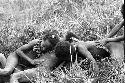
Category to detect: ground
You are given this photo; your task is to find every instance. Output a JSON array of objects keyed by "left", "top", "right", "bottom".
[{"left": 0, "top": 0, "right": 124, "bottom": 83}]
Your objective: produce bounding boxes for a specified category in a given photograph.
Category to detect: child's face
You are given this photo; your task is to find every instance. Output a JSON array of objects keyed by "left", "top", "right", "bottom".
[{"left": 40, "top": 39, "right": 51, "bottom": 51}]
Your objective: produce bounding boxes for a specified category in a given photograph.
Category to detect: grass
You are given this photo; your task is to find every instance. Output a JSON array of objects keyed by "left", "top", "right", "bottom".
[
  {"left": 33, "top": 58, "right": 125, "bottom": 83},
  {"left": 0, "top": 0, "right": 124, "bottom": 83}
]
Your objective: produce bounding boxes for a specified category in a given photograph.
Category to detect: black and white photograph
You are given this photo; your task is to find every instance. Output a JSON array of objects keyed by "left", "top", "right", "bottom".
[{"left": 0, "top": 0, "right": 124, "bottom": 83}]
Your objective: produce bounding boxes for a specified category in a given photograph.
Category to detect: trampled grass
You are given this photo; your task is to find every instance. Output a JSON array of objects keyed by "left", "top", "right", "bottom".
[
  {"left": 33, "top": 58, "right": 125, "bottom": 83},
  {"left": 0, "top": 0, "right": 124, "bottom": 83}
]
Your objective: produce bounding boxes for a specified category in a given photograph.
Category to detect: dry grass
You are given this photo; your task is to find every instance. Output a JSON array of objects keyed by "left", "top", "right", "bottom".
[
  {"left": 33, "top": 58, "right": 125, "bottom": 83},
  {"left": 0, "top": 0, "right": 124, "bottom": 83}
]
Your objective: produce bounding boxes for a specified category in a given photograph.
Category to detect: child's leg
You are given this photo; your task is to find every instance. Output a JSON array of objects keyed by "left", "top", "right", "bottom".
[
  {"left": 0, "top": 52, "right": 18, "bottom": 75},
  {"left": 10, "top": 68, "right": 36, "bottom": 83},
  {"left": 0, "top": 53, "right": 6, "bottom": 68}
]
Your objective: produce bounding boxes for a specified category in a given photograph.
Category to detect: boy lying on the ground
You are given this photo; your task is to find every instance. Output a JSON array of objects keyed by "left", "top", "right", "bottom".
[
  {"left": 9, "top": 31, "right": 124, "bottom": 83},
  {"left": 0, "top": 32, "right": 59, "bottom": 83}
]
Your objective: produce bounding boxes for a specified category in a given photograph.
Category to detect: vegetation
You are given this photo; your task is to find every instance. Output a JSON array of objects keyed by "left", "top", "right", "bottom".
[{"left": 0, "top": 0, "right": 124, "bottom": 83}]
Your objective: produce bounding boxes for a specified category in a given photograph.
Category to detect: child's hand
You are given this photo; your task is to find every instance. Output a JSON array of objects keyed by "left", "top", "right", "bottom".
[
  {"left": 33, "top": 59, "right": 45, "bottom": 65},
  {"left": 95, "top": 38, "right": 108, "bottom": 46}
]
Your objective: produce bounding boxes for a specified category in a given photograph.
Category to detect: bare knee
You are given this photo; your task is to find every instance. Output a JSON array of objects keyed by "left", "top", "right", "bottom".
[
  {"left": 0, "top": 53, "right": 6, "bottom": 68},
  {"left": 1, "top": 52, "right": 18, "bottom": 75},
  {"left": 0, "top": 53, "right": 6, "bottom": 59}
]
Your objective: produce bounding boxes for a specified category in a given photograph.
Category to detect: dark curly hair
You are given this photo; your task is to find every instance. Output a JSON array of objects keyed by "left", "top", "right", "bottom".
[
  {"left": 87, "top": 34, "right": 98, "bottom": 41},
  {"left": 54, "top": 41, "right": 76, "bottom": 62},
  {"left": 121, "top": 4, "right": 124, "bottom": 19},
  {"left": 43, "top": 32, "right": 59, "bottom": 47},
  {"left": 65, "top": 31, "right": 80, "bottom": 43}
]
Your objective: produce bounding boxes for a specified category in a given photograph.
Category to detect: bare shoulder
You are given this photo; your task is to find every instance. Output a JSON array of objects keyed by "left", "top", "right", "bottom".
[{"left": 78, "top": 41, "right": 96, "bottom": 48}]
